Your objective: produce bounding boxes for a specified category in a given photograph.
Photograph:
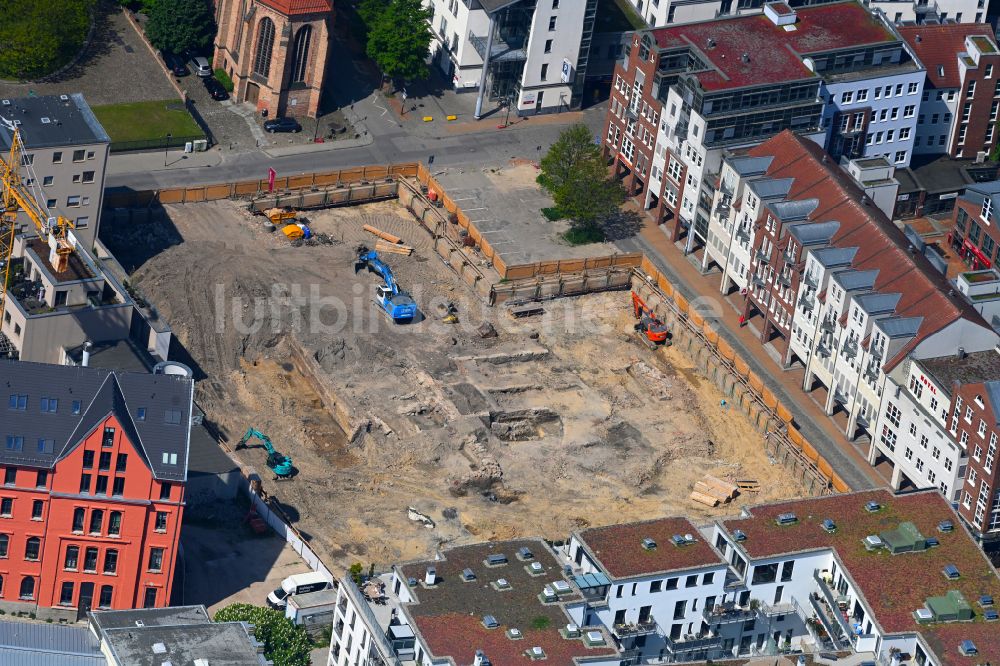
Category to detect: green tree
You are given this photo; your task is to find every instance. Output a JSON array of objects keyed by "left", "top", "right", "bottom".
[
  {"left": 365, "top": 0, "right": 433, "bottom": 83},
  {"left": 145, "top": 0, "right": 215, "bottom": 56},
  {"left": 0, "top": 0, "right": 93, "bottom": 80},
  {"left": 214, "top": 603, "right": 313, "bottom": 666},
  {"left": 538, "top": 124, "right": 626, "bottom": 241}
]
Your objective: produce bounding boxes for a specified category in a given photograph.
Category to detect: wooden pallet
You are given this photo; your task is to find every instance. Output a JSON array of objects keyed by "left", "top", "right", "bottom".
[
  {"left": 509, "top": 302, "right": 544, "bottom": 318},
  {"left": 736, "top": 479, "right": 761, "bottom": 493}
]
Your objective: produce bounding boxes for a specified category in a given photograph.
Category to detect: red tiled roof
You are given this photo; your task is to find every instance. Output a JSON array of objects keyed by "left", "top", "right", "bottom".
[
  {"left": 899, "top": 23, "right": 998, "bottom": 89},
  {"left": 649, "top": 1, "right": 894, "bottom": 91},
  {"left": 576, "top": 517, "right": 723, "bottom": 579},
  {"left": 258, "top": 0, "right": 332, "bottom": 15},
  {"left": 744, "top": 131, "right": 985, "bottom": 370},
  {"left": 722, "top": 490, "right": 1000, "bottom": 664}
]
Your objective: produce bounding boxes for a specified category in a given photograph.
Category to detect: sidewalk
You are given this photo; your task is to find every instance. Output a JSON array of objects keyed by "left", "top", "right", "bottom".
[
  {"left": 106, "top": 146, "right": 227, "bottom": 176},
  {"left": 617, "top": 219, "right": 884, "bottom": 491}
]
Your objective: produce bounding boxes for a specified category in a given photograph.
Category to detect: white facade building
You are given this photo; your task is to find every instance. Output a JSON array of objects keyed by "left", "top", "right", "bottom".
[{"left": 425, "top": 0, "right": 595, "bottom": 116}]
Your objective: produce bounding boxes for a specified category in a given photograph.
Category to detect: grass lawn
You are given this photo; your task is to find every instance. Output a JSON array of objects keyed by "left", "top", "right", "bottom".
[
  {"left": 596, "top": 0, "right": 646, "bottom": 32},
  {"left": 92, "top": 100, "right": 203, "bottom": 146}
]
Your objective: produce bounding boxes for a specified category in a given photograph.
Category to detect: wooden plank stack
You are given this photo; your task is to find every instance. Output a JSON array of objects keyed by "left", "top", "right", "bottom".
[
  {"left": 690, "top": 475, "right": 740, "bottom": 506},
  {"left": 375, "top": 241, "right": 413, "bottom": 255}
]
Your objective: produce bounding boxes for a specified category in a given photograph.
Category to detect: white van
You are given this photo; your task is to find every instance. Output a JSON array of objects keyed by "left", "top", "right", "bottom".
[{"left": 266, "top": 572, "right": 331, "bottom": 609}]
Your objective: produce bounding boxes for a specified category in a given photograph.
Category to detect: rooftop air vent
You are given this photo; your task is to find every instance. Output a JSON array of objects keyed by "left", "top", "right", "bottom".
[
  {"left": 60, "top": 94, "right": 69, "bottom": 101},
  {"left": 495, "top": 578, "right": 511, "bottom": 590},
  {"left": 865, "top": 501, "right": 881, "bottom": 513},
  {"left": 943, "top": 564, "right": 960, "bottom": 579},
  {"left": 40, "top": 117, "right": 50, "bottom": 124},
  {"left": 671, "top": 534, "right": 686, "bottom": 546},
  {"left": 864, "top": 535, "right": 883, "bottom": 550},
  {"left": 508, "top": 627, "right": 523, "bottom": 639},
  {"left": 462, "top": 568, "right": 476, "bottom": 582},
  {"left": 518, "top": 546, "right": 534, "bottom": 560},
  {"left": 565, "top": 624, "right": 581, "bottom": 637},
  {"left": 1, "top": 100, "right": 9, "bottom": 105},
  {"left": 981, "top": 595, "right": 995, "bottom": 607},
  {"left": 643, "top": 537, "right": 658, "bottom": 550},
  {"left": 542, "top": 585, "right": 558, "bottom": 602},
  {"left": 585, "top": 630, "right": 606, "bottom": 646},
  {"left": 553, "top": 580, "right": 570, "bottom": 594},
  {"left": 987, "top": 610, "right": 1000, "bottom": 621},
  {"left": 487, "top": 553, "right": 508, "bottom": 566},
  {"left": 135, "top": 620, "right": 145, "bottom": 628},
  {"left": 152, "top": 643, "right": 167, "bottom": 654},
  {"left": 425, "top": 566, "right": 436, "bottom": 585},
  {"left": 707, "top": 38, "right": 716, "bottom": 48},
  {"left": 734, "top": 529, "right": 747, "bottom": 541},
  {"left": 938, "top": 519, "right": 954, "bottom": 533},
  {"left": 925, "top": 536, "right": 939, "bottom": 547},
  {"left": 776, "top": 512, "right": 797, "bottom": 525},
  {"left": 914, "top": 608, "right": 934, "bottom": 621},
  {"left": 530, "top": 646, "right": 545, "bottom": 658},
  {"left": 407, "top": 577, "right": 418, "bottom": 587},
  {"left": 530, "top": 562, "right": 544, "bottom": 573},
  {"left": 960, "top": 639, "right": 978, "bottom": 656},
  {"left": 821, "top": 518, "right": 836, "bottom": 533},
  {"left": 483, "top": 615, "right": 500, "bottom": 629}
]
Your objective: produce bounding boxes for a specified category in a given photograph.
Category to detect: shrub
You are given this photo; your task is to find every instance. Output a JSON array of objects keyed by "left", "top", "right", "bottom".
[
  {"left": 214, "top": 68, "right": 234, "bottom": 92},
  {"left": 540, "top": 206, "right": 563, "bottom": 222},
  {"left": 214, "top": 603, "right": 312, "bottom": 666}
]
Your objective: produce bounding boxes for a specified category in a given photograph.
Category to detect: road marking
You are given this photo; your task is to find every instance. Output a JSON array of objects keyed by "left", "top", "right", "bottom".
[
  {"left": 463, "top": 207, "right": 487, "bottom": 212},
  {"left": 450, "top": 197, "right": 477, "bottom": 202}
]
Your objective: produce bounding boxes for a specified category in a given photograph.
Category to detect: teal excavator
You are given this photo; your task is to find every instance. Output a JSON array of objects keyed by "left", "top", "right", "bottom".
[{"left": 235, "top": 428, "right": 294, "bottom": 480}]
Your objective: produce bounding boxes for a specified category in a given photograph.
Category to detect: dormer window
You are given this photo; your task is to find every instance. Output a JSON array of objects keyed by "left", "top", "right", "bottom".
[
  {"left": 983, "top": 197, "right": 993, "bottom": 225},
  {"left": 136, "top": 408, "right": 146, "bottom": 421}
]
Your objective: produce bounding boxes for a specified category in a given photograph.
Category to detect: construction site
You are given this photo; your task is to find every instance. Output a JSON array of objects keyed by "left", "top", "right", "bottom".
[{"left": 100, "top": 176, "right": 805, "bottom": 573}]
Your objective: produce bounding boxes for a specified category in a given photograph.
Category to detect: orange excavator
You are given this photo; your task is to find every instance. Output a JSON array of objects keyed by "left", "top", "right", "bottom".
[{"left": 631, "top": 292, "right": 671, "bottom": 348}]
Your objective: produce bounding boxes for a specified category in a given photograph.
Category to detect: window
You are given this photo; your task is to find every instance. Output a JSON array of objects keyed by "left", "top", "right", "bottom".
[
  {"left": 0, "top": 534, "right": 7, "bottom": 558},
  {"left": 751, "top": 563, "right": 778, "bottom": 585},
  {"left": 19, "top": 576, "right": 34, "bottom": 600},
  {"left": 40, "top": 396, "right": 58, "bottom": 413},
  {"left": 52, "top": 151, "right": 63, "bottom": 163},
  {"left": 95, "top": 475, "right": 108, "bottom": 496},
  {"left": 908, "top": 82, "right": 919, "bottom": 94},
  {"left": 72, "top": 400, "right": 81, "bottom": 415},
  {"left": 25, "top": 537, "right": 40, "bottom": 561},
  {"left": 8, "top": 394, "right": 26, "bottom": 410},
  {"left": 104, "top": 549, "right": 118, "bottom": 574},
  {"left": 857, "top": 89, "right": 868, "bottom": 102},
  {"left": 148, "top": 547, "right": 164, "bottom": 572},
  {"left": 35, "top": 470, "right": 47, "bottom": 489},
  {"left": 82, "top": 451, "right": 94, "bottom": 469},
  {"left": 72, "top": 149, "right": 85, "bottom": 162},
  {"left": 112, "top": 477, "right": 125, "bottom": 497},
  {"left": 143, "top": 587, "right": 157, "bottom": 608},
  {"left": 159, "top": 484, "right": 172, "bottom": 501},
  {"left": 99, "top": 585, "right": 113, "bottom": 609},
  {"left": 780, "top": 560, "right": 794, "bottom": 581},
  {"left": 253, "top": 18, "right": 276, "bottom": 76},
  {"left": 666, "top": 577, "right": 678, "bottom": 590},
  {"left": 544, "top": 39, "right": 552, "bottom": 53},
  {"left": 79, "top": 473, "right": 91, "bottom": 494},
  {"left": 31, "top": 500, "right": 42, "bottom": 520},
  {"left": 540, "top": 64, "right": 548, "bottom": 81},
  {"left": 895, "top": 151, "right": 906, "bottom": 164},
  {"left": 887, "top": 129, "right": 895, "bottom": 142},
  {"left": 673, "top": 599, "right": 687, "bottom": 619},
  {"left": 64, "top": 545, "right": 79, "bottom": 570},
  {"left": 83, "top": 547, "right": 98, "bottom": 572},
  {"left": 45, "top": 199, "right": 56, "bottom": 209},
  {"left": 552, "top": 0, "right": 559, "bottom": 6},
  {"left": 116, "top": 453, "right": 128, "bottom": 472},
  {"left": 900, "top": 127, "right": 910, "bottom": 140},
  {"left": 108, "top": 511, "right": 122, "bottom": 537},
  {"left": 99, "top": 452, "right": 111, "bottom": 471},
  {"left": 686, "top": 575, "right": 698, "bottom": 588},
  {"left": 3, "top": 468, "right": 14, "bottom": 486},
  {"left": 155, "top": 511, "right": 168, "bottom": 532},
  {"left": 890, "top": 108, "right": 899, "bottom": 121},
  {"left": 650, "top": 580, "right": 662, "bottom": 593},
  {"left": 72, "top": 174, "right": 80, "bottom": 183},
  {"left": 59, "top": 581, "right": 75, "bottom": 606},
  {"left": 841, "top": 91, "right": 854, "bottom": 104},
  {"left": 548, "top": 16, "right": 556, "bottom": 30},
  {"left": 0, "top": 499, "right": 12, "bottom": 517},
  {"left": 72, "top": 507, "right": 85, "bottom": 532},
  {"left": 102, "top": 427, "right": 115, "bottom": 447},
  {"left": 989, "top": 65, "right": 995, "bottom": 79},
  {"left": 887, "top": 403, "right": 901, "bottom": 427},
  {"left": 89, "top": 509, "right": 103, "bottom": 534},
  {"left": 290, "top": 25, "right": 312, "bottom": 83},
  {"left": 984, "top": 197, "right": 993, "bottom": 224},
  {"left": 904, "top": 105, "right": 915, "bottom": 118}
]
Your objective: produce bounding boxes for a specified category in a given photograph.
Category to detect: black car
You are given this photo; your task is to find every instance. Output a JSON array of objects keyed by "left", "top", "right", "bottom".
[
  {"left": 203, "top": 77, "right": 229, "bottom": 101},
  {"left": 163, "top": 52, "right": 188, "bottom": 77},
  {"left": 264, "top": 117, "right": 301, "bottom": 133}
]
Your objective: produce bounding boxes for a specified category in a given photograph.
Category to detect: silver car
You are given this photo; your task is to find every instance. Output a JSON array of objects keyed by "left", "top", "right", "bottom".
[{"left": 189, "top": 56, "right": 212, "bottom": 77}]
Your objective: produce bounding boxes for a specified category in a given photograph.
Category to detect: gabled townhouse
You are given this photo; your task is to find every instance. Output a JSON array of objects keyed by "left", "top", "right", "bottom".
[
  {"left": 0, "top": 360, "right": 191, "bottom": 619},
  {"left": 899, "top": 24, "right": 1000, "bottom": 160},
  {"left": 706, "top": 131, "right": 997, "bottom": 459},
  {"left": 604, "top": 1, "right": 924, "bottom": 259},
  {"left": 949, "top": 180, "right": 1000, "bottom": 272}
]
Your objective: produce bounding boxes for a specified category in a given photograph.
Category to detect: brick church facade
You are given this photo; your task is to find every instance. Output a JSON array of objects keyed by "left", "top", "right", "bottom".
[{"left": 213, "top": 0, "right": 333, "bottom": 119}]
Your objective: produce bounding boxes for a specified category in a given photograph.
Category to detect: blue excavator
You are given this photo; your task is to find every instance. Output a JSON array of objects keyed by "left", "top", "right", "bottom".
[
  {"left": 354, "top": 246, "right": 417, "bottom": 322},
  {"left": 235, "top": 428, "right": 294, "bottom": 480}
]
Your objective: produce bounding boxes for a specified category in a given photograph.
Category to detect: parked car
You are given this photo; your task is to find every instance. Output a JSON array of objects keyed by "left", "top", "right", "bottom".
[
  {"left": 189, "top": 56, "right": 212, "bottom": 77},
  {"left": 203, "top": 77, "right": 229, "bottom": 101},
  {"left": 163, "top": 52, "right": 188, "bottom": 77},
  {"left": 264, "top": 117, "right": 302, "bottom": 133}
]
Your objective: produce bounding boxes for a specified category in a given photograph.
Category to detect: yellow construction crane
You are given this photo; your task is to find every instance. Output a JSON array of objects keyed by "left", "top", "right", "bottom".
[{"left": 0, "top": 118, "right": 75, "bottom": 327}]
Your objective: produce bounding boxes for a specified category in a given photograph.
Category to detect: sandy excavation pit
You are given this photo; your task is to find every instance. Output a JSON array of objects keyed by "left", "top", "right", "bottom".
[{"left": 102, "top": 197, "right": 804, "bottom": 572}]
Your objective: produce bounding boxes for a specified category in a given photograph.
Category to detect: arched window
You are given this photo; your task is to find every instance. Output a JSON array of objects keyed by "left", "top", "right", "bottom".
[
  {"left": 253, "top": 18, "right": 276, "bottom": 77},
  {"left": 0, "top": 534, "right": 7, "bottom": 558},
  {"left": 19, "top": 576, "right": 34, "bottom": 600},
  {"left": 291, "top": 25, "right": 312, "bottom": 82},
  {"left": 24, "top": 537, "right": 39, "bottom": 561}
]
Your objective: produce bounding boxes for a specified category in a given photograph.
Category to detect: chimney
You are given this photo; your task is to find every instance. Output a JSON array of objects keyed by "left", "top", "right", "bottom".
[
  {"left": 957, "top": 347, "right": 967, "bottom": 360},
  {"left": 916, "top": 34, "right": 922, "bottom": 42},
  {"left": 741, "top": 53, "right": 750, "bottom": 63},
  {"left": 82, "top": 340, "right": 93, "bottom": 367},
  {"left": 860, "top": 194, "right": 870, "bottom": 206}
]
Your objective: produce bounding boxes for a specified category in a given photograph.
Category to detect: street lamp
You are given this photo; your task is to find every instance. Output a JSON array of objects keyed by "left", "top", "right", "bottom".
[{"left": 164, "top": 133, "right": 172, "bottom": 167}]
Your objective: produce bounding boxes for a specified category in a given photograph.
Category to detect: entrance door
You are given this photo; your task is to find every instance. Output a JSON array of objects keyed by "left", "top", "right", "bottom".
[
  {"left": 245, "top": 82, "right": 261, "bottom": 105},
  {"left": 535, "top": 91, "right": 544, "bottom": 113},
  {"left": 77, "top": 582, "right": 94, "bottom": 620}
]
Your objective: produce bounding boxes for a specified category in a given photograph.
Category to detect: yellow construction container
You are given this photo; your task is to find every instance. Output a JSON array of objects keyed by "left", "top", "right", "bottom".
[{"left": 282, "top": 224, "right": 304, "bottom": 240}]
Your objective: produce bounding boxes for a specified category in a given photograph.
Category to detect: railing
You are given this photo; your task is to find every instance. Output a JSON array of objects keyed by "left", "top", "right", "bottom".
[
  {"left": 704, "top": 604, "right": 756, "bottom": 623},
  {"left": 110, "top": 133, "right": 205, "bottom": 153},
  {"left": 812, "top": 570, "right": 854, "bottom": 638},
  {"left": 665, "top": 632, "right": 723, "bottom": 653},
  {"left": 808, "top": 594, "right": 848, "bottom": 651}
]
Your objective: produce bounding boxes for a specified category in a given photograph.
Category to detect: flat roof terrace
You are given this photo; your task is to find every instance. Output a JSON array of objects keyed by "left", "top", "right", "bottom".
[
  {"left": 27, "top": 238, "right": 96, "bottom": 283},
  {"left": 649, "top": 1, "right": 895, "bottom": 91}
]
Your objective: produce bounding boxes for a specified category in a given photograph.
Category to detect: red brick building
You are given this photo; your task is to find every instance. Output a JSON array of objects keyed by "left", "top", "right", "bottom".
[
  {"left": 214, "top": 0, "right": 333, "bottom": 119},
  {"left": 0, "top": 361, "right": 191, "bottom": 620},
  {"left": 950, "top": 180, "right": 1000, "bottom": 270},
  {"left": 899, "top": 24, "right": 1000, "bottom": 160}
]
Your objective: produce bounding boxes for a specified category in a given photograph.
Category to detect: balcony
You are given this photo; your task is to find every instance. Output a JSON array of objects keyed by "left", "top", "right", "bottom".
[
  {"left": 811, "top": 570, "right": 853, "bottom": 641},
  {"left": 755, "top": 249, "right": 770, "bottom": 264},
  {"left": 704, "top": 602, "right": 756, "bottom": 624},
  {"left": 614, "top": 617, "right": 659, "bottom": 638},
  {"left": 804, "top": 273, "right": 818, "bottom": 289},
  {"left": 665, "top": 632, "right": 723, "bottom": 653}
]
